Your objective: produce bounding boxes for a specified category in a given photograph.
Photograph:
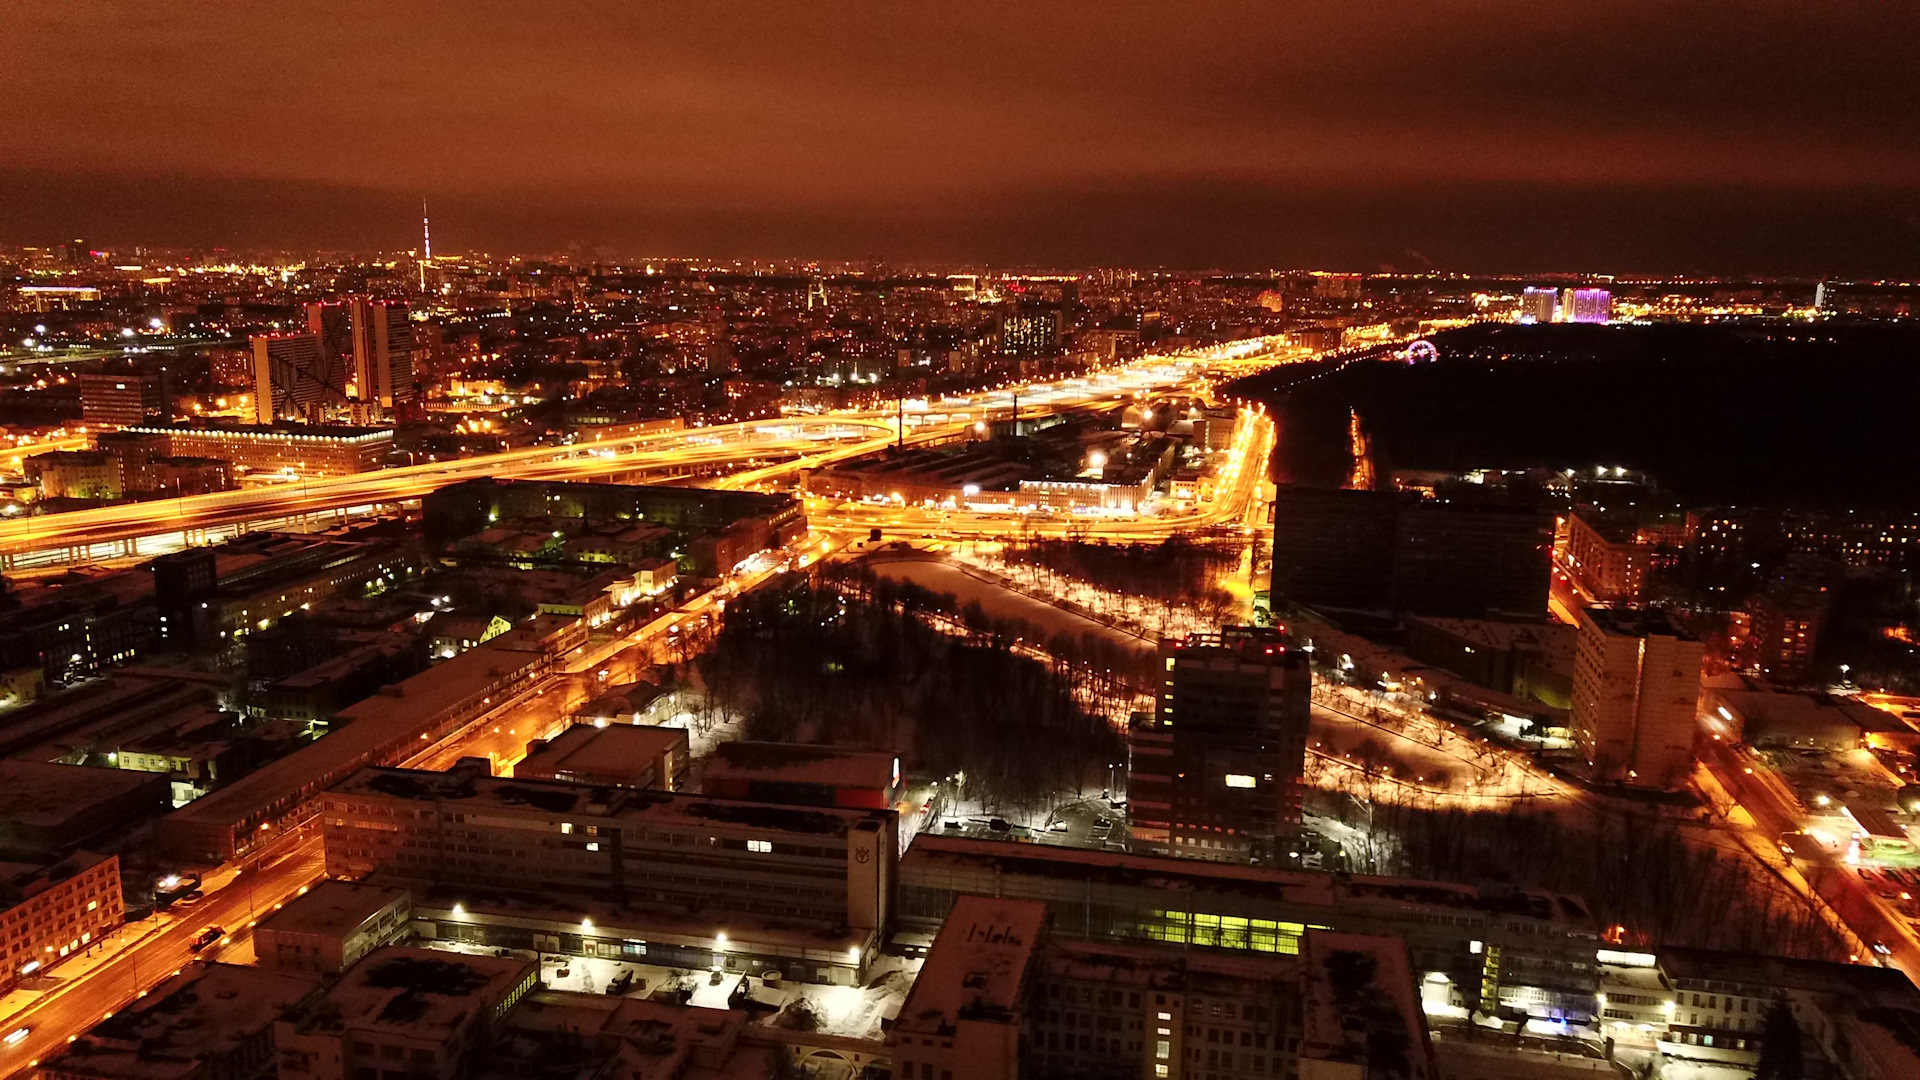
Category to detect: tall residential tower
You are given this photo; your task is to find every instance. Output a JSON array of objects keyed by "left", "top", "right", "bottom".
[
  {"left": 1571, "top": 607, "right": 1704, "bottom": 788},
  {"left": 1128, "top": 626, "right": 1312, "bottom": 864}
]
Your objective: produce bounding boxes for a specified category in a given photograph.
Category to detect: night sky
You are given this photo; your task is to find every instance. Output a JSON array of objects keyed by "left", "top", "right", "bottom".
[{"left": 5, "top": 1, "right": 1918, "bottom": 273}]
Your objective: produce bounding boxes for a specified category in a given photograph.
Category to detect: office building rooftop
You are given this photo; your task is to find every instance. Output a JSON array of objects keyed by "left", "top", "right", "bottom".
[
  {"left": 337, "top": 765, "right": 894, "bottom": 838},
  {"left": 305, "top": 947, "right": 535, "bottom": 1038},
  {"left": 45, "top": 961, "right": 322, "bottom": 1080},
  {"left": 258, "top": 880, "right": 411, "bottom": 941},
  {"left": 702, "top": 741, "right": 898, "bottom": 792},
  {"left": 894, "top": 895, "right": 1046, "bottom": 1037}
]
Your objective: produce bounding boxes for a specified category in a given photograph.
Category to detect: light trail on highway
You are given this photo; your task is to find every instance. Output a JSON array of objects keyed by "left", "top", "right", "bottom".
[{"left": 0, "top": 338, "right": 1295, "bottom": 566}]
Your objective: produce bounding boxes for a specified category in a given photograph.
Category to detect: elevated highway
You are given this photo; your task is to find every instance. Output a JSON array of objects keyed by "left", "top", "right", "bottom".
[{"left": 0, "top": 338, "right": 1295, "bottom": 567}]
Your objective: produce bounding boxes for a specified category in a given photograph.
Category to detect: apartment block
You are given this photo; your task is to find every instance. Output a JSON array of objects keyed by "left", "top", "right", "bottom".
[
  {"left": 77, "top": 373, "right": 167, "bottom": 429},
  {"left": 1129, "top": 628, "right": 1311, "bottom": 865},
  {"left": 1270, "top": 487, "right": 1552, "bottom": 617},
  {"left": 1571, "top": 608, "right": 1705, "bottom": 788},
  {"left": 0, "top": 852, "right": 124, "bottom": 994},
  {"left": 1562, "top": 510, "right": 1658, "bottom": 604}
]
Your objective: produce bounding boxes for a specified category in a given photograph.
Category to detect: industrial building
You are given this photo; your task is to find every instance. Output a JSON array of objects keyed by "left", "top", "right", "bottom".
[
  {"left": 899, "top": 836, "right": 1601, "bottom": 1023},
  {"left": 321, "top": 764, "right": 897, "bottom": 985}
]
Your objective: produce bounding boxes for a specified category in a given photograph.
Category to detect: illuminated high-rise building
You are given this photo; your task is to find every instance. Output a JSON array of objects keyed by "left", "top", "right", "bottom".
[
  {"left": 304, "top": 300, "right": 416, "bottom": 418},
  {"left": 78, "top": 372, "right": 167, "bottom": 428},
  {"left": 997, "top": 307, "right": 1063, "bottom": 357},
  {"left": 1570, "top": 608, "right": 1703, "bottom": 789},
  {"left": 249, "top": 332, "right": 342, "bottom": 423},
  {"left": 1568, "top": 288, "right": 1612, "bottom": 324},
  {"left": 1519, "top": 287, "right": 1558, "bottom": 324},
  {"left": 1127, "top": 626, "right": 1311, "bottom": 865}
]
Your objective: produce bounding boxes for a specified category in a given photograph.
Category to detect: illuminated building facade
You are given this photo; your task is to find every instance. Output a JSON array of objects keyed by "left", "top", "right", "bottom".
[
  {"left": 1730, "top": 579, "right": 1832, "bottom": 685},
  {"left": 1571, "top": 608, "right": 1704, "bottom": 788},
  {"left": 307, "top": 300, "right": 416, "bottom": 417},
  {"left": 1128, "top": 627, "right": 1311, "bottom": 864},
  {"left": 1563, "top": 510, "right": 1656, "bottom": 604},
  {"left": 0, "top": 851, "right": 123, "bottom": 994},
  {"left": 998, "top": 307, "right": 1064, "bottom": 357},
  {"left": 123, "top": 424, "right": 392, "bottom": 477},
  {"left": 1519, "top": 287, "right": 1558, "bottom": 324},
  {"left": 1568, "top": 288, "right": 1613, "bottom": 323},
  {"left": 26, "top": 451, "right": 121, "bottom": 499},
  {"left": 78, "top": 373, "right": 167, "bottom": 428}
]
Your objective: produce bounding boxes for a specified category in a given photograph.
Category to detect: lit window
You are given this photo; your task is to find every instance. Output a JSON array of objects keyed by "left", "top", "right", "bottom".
[
  {"left": 1224, "top": 774, "right": 1256, "bottom": 789},
  {"left": 747, "top": 839, "right": 772, "bottom": 853}
]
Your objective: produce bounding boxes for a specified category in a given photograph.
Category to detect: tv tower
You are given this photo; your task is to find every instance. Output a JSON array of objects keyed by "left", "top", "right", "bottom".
[{"left": 419, "top": 198, "right": 433, "bottom": 296}]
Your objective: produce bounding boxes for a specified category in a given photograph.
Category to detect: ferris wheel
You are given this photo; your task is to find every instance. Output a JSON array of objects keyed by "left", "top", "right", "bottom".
[{"left": 1404, "top": 339, "right": 1439, "bottom": 364}]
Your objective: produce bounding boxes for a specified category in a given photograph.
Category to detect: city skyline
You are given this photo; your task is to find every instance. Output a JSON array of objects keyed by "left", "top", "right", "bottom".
[
  {"left": 4, "top": 3, "right": 1919, "bottom": 275},
  {"left": 5, "top": 7, "right": 1920, "bottom": 1079}
]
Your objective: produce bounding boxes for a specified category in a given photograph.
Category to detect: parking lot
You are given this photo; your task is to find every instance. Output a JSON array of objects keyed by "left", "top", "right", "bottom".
[{"left": 928, "top": 794, "right": 1131, "bottom": 852}]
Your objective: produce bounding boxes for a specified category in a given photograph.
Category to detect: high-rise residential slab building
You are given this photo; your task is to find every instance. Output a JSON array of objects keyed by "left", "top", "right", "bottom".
[
  {"left": 307, "top": 300, "right": 416, "bottom": 418},
  {"left": 1568, "top": 287, "right": 1613, "bottom": 323},
  {"left": 250, "top": 332, "right": 342, "bottom": 423},
  {"left": 1129, "top": 627, "right": 1312, "bottom": 865},
  {"left": 1571, "top": 608, "right": 1704, "bottom": 788},
  {"left": 1519, "top": 287, "right": 1558, "bottom": 324},
  {"left": 998, "top": 307, "right": 1064, "bottom": 357},
  {"left": 1269, "top": 486, "right": 1553, "bottom": 617},
  {"left": 251, "top": 302, "right": 414, "bottom": 424}
]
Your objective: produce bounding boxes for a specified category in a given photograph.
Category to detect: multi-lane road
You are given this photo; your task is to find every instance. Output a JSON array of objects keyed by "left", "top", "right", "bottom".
[
  {"left": 0, "top": 418, "right": 891, "bottom": 567},
  {"left": 809, "top": 399, "right": 1276, "bottom": 544},
  {"left": 0, "top": 341, "right": 1294, "bottom": 569},
  {"left": 1699, "top": 738, "right": 1920, "bottom": 982},
  {"left": 0, "top": 834, "right": 323, "bottom": 1075}
]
